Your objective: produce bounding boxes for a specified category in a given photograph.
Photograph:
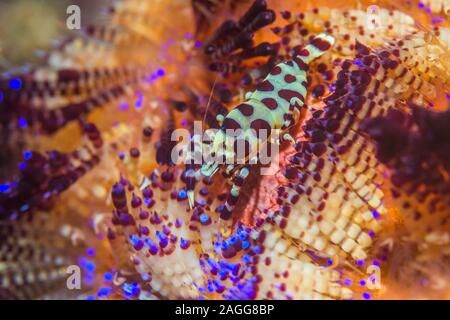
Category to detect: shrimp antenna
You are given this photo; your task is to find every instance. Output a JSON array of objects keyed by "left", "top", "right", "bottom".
[
  {"left": 203, "top": 74, "right": 219, "bottom": 127},
  {"left": 188, "top": 75, "right": 219, "bottom": 209}
]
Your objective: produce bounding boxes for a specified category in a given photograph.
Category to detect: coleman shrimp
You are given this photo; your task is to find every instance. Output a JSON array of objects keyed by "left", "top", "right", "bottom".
[{"left": 187, "top": 33, "right": 335, "bottom": 220}]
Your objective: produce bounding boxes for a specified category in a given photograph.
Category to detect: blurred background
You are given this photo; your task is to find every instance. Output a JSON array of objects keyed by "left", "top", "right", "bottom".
[{"left": 0, "top": 0, "right": 111, "bottom": 71}]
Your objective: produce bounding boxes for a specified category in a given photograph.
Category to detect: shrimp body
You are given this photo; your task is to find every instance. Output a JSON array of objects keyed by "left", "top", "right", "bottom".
[{"left": 191, "top": 33, "right": 335, "bottom": 219}]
